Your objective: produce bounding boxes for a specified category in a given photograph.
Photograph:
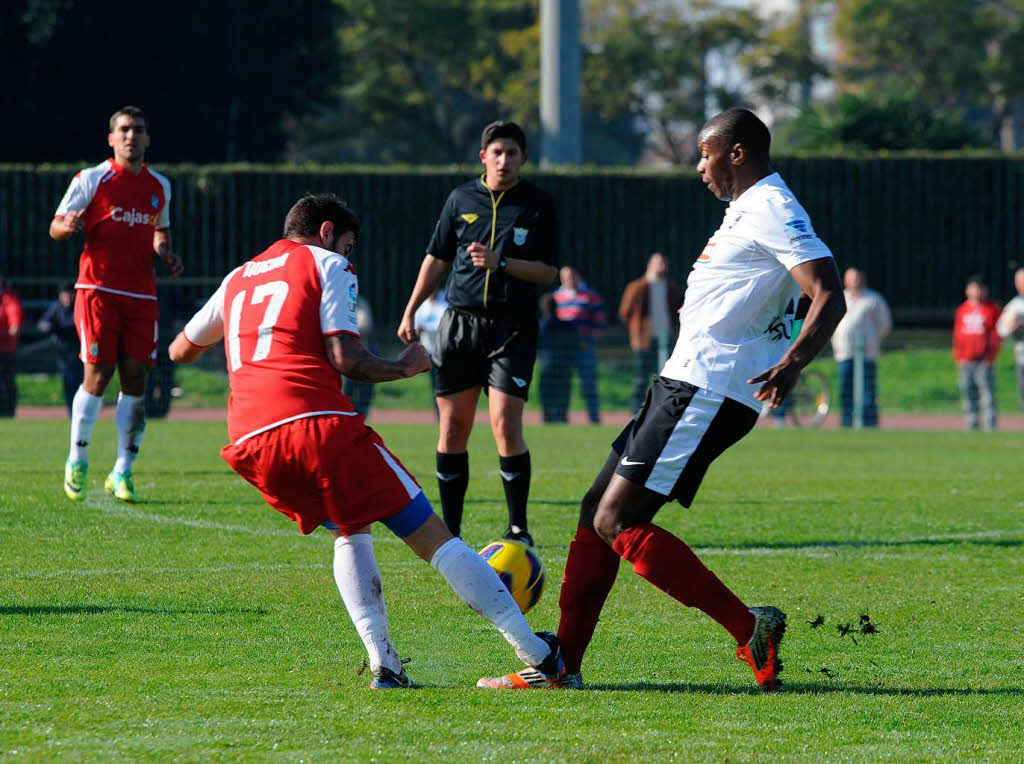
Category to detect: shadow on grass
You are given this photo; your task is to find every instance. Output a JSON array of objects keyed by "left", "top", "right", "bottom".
[
  {"left": 586, "top": 681, "right": 1024, "bottom": 697},
  {"left": 1, "top": 604, "right": 268, "bottom": 617}
]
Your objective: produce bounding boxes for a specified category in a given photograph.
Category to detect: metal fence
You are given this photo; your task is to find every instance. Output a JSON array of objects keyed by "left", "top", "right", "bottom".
[{"left": 3, "top": 158, "right": 1023, "bottom": 329}]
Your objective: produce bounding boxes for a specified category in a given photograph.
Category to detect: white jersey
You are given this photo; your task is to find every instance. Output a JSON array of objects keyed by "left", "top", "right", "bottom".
[{"left": 662, "top": 172, "right": 833, "bottom": 411}]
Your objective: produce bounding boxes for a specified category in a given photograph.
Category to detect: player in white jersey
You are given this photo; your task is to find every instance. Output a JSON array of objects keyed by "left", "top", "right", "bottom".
[{"left": 480, "top": 108, "right": 846, "bottom": 692}]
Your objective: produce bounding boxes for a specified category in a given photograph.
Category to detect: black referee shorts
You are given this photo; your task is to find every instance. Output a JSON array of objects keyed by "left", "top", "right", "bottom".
[
  {"left": 611, "top": 377, "right": 759, "bottom": 507},
  {"left": 434, "top": 307, "right": 539, "bottom": 400}
]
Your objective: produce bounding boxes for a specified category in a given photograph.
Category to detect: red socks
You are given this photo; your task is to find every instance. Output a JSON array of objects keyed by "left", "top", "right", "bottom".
[
  {"left": 612, "top": 522, "right": 755, "bottom": 645},
  {"left": 556, "top": 525, "right": 620, "bottom": 673}
]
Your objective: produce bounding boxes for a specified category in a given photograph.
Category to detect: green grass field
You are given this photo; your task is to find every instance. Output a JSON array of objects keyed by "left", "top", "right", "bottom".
[{"left": 2, "top": 421, "right": 1022, "bottom": 761}]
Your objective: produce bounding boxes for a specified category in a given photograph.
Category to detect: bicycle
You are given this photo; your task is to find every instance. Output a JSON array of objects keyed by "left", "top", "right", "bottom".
[{"left": 759, "top": 368, "right": 831, "bottom": 428}]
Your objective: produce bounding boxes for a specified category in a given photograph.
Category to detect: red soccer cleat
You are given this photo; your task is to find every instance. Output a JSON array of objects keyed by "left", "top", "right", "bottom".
[{"left": 735, "top": 606, "right": 786, "bottom": 691}]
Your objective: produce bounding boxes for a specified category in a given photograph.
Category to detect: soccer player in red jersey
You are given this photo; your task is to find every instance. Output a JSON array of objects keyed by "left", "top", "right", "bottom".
[
  {"left": 169, "top": 193, "right": 567, "bottom": 688},
  {"left": 50, "top": 106, "right": 183, "bottom": 503},
  {"left": 479, "top": 109, "right": 846, "bottom": 692}
]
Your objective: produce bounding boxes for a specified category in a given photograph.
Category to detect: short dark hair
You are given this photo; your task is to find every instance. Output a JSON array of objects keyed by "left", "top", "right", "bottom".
[
  {"left": 481, "top": 121, "right": 527, "bottom": 153},
  {"left": 698, "top": 108, "right": 771, "bottom": 160},
  {"left": 109, "top": 105, "right": 148, "bottom": 133},
  {"left": 966, "top": 274, "right": 987, "bottom": 288},
  {"left": 283, "top": 193, "right": 361, "bottom": 240}
]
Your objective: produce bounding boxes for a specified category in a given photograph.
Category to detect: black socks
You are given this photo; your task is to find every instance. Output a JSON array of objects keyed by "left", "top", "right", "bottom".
[{"left": 436, "top": 451, "right": 469, "bottom": 536}]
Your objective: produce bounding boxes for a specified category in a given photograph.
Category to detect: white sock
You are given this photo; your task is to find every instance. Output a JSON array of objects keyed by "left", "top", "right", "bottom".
[
  {"left": 333, "top": 534, "right": 403, "bottom": 674},
  {"left": 69, "top": 386, "right": 102, "bottom": 463},
  {"left": 429, "top": 537, "right": 550, "bottom": 666},
  {"left": 113, "top": 393, "right": 146, "bottom": 474}
]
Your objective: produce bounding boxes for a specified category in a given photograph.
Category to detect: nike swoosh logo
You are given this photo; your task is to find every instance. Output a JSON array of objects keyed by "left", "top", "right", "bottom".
[
  {"left": 499, "top": 470, "right": 520, "bottom": 481},
  {"left": 436, "top": 472, "right": 463, "bottom": 482},
  {"left": 620, "top": 457, "right": 645, "bottom": 466},
  {"left": 512, "top": 376, "right": 527, "bottom": 388}
]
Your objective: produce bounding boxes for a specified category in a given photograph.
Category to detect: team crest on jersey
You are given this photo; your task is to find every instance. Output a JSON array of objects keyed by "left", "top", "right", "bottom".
[
  {"left": 89, "top": 342, "right": 98, "bottom": 358},
  {"left": 151, "top": 194, "right": 160, "bottom": 209},
  {"left": 460, "top": 213, "right": 479, "bottom": 224},
  {"left": 347, "top": 282, "right": 358, "bottom": 316},
  {"left": 513, "top": 227, "right": 528, "bottom": 246}
]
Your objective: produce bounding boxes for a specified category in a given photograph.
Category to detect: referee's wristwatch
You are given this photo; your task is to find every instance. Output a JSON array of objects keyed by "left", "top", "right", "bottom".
[{"left": 497, "top": 256, "right": 508, "bottom": 273}]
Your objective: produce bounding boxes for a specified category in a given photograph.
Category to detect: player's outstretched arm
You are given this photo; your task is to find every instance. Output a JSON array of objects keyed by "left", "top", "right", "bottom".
[
  {"left": 327, "top": 333, "right": 430, "bottom": 383},
  {"left": 748, "top": 258, "right": 846, "bottom": 408},
  {"left": 399, "top": 255, "right": 450, "bottom": 343},
  {"left": 169, "top": 331, "right": 208, "bottom": 365}
]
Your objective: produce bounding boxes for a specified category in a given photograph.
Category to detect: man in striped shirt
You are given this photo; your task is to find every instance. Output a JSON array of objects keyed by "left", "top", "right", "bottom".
[{"left": 551, "top": 266, "right": 606, "bottom": 424}]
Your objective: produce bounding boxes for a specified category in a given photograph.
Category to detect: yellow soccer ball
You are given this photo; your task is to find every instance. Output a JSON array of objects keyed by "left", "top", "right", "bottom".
[{"left": 478, "top": 539, "right": 545, "bottom": 613}]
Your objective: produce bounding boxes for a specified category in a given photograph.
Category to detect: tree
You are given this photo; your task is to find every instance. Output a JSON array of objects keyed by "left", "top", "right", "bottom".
[
  {"left": 286, "top": 0, "right": 535, "bottom": 164},
  {"left": 582, "top": 0, "right": 761, "bottom": 165},
  {"left": 743, "top": 0, "right": 830, "bottom": 117},
  {"left": 779, "top": 90, "right": 983, "bottom": 152}
]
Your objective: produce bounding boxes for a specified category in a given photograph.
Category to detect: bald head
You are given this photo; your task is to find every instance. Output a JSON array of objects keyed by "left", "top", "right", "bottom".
[{"left": 698, "top": 109, "right": 771, "bottom": 162}]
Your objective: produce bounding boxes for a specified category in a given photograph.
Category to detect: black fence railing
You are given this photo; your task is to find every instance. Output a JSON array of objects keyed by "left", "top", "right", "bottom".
[{"left": 3, "top": 159, "right": 1023, "bottom": 329}]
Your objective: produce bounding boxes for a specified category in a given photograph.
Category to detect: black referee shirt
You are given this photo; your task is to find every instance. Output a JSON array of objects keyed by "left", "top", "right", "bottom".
[{"left": 426, "top": 176, "right": 558, "bottom": 316}]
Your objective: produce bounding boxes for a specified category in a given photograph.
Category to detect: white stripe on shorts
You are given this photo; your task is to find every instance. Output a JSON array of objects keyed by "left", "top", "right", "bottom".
[
  {"left": 374, "top": 443, "right": 421, "bottom": 500},
  {"left": 644, "top": 388, "right": 725, "bottom": 495}
]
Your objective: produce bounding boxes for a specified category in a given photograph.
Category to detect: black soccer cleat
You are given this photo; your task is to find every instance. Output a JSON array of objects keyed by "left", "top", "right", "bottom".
[{"left": 504, "top": 526, "right": 534, "bottom": 547}]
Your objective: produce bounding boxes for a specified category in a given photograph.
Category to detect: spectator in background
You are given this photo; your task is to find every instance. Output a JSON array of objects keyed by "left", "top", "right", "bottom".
[
  {"left": 0, "top": 274, "right": 24, "bottom": 417},
  {"left": 538, "top": 292, "right": 577, "bottom": 423},
  {"left": 953, "top": 275, "right": 1002, "bottom": 431},
  {"left": 619, "top": 253, "right": 683, "bottom": 412},
  {"left": 413, "top": 287, "right": 448, "bottom": 419},
  {"left": 552, "top": 266, "right": 606, "bottom": 424},
  {"left": 342, "top": 295, "right": 377, "bottom": 416},
  {"left": 997, "top": 267, "right": 1024, "bottom": 413},
  {"left": 38, "top": 283, "right": 84, "bottom": 415},
  {"left": 830, "top": 267, "right": 892, "bottom": 427}
]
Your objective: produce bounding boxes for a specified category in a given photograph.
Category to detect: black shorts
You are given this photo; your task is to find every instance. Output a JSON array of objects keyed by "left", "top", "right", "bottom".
[
  {"left": 434, "top": 307, "right": 539, "bottom": 400},
  {"left": 611, "top": 377, "right": 759, "bottom": 507}
]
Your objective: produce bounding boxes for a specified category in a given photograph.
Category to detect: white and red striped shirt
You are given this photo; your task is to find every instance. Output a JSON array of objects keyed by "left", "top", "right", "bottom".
[{"left": 183, "top": 239, "right": 361, "bottom": 443}]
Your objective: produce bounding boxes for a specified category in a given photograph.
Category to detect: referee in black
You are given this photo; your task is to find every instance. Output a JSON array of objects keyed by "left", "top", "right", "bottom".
[{"left": 398, "top": 121, "right": 558, "bottom": 546}]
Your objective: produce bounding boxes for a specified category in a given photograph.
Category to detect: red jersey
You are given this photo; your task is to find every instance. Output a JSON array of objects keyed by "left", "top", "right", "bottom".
[
  {"left": 183, "top": 239, "right": 361, "bottom": 443},
  {"left": 54, "top": 159, "right": 171, "bottom": 300},
  {"left": 0, "top": 287, "right": 24, "bottom": 354},
  {"left": 953, "top": 299, "right": 1002, "bottom": 363}
]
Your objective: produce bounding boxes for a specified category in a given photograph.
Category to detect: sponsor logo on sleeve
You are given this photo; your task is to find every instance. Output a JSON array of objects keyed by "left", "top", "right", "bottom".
[
  {"left": 513, "top": 227, "right": 528, "bottom": 246},
  {"left": 785, "top": 219, "right": 814, "bottom": 242}
]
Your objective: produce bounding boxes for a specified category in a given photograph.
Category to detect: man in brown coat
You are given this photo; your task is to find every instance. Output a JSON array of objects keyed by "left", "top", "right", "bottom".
[{"left": 618, "top": 253, "right": 684, "bottom": 411}]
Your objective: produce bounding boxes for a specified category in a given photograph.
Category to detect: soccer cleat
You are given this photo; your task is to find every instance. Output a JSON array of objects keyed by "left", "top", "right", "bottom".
[
  {"left": 735, "top": 605, "right": 787, "bottom": 691},
  {"left": 476, "top": 631, "right": 580, "bottom": 689},
  {"left": 104, "top": 470, "right": 137, "bottom": 503},
  {"left": 504, "top": 526, "right": 534, "bottom": 547},
  {"left": 64, "top": 460, "right": 88, "bottom": 501},
  {"left": 370, "top": 665, "right": 415, "bottom": 689}
]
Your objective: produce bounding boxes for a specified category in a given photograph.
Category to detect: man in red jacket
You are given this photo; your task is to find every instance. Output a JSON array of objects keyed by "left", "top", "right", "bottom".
[
  {"left": 0, "top": 274, "right": 24, "bottom": 417},
  {"left": 953, "top": 275, "right": 1002, "bottom": 430}
]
